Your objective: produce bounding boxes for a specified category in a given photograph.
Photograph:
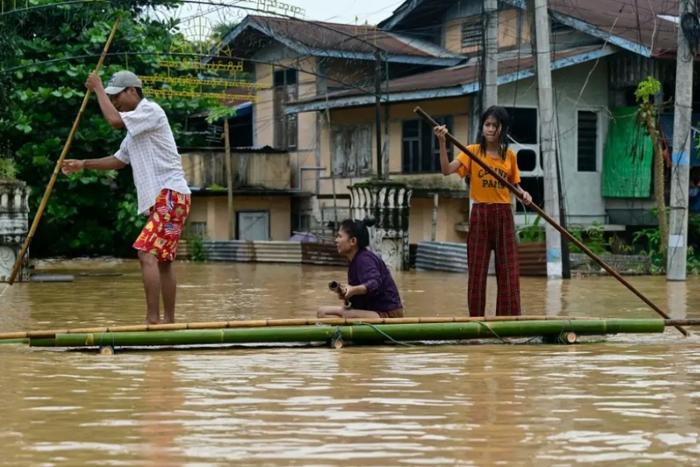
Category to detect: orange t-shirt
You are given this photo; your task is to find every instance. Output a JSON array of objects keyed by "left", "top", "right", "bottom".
[{"left": 456, "top": 144, "right": 520, "bottom": 204}]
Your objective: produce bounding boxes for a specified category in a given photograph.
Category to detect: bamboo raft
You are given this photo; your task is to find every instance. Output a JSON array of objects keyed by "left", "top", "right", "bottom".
[{"left": 0, "top": 316, "right": 696, "bottom": 350}]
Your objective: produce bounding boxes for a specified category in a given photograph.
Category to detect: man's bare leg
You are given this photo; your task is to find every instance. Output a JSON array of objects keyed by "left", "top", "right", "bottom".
[
  {"left": 159, "top": 261, "right": 176, "bottom": 324},
  {"left": 138, "top": 250, "right": 161, "bottom": 324}
]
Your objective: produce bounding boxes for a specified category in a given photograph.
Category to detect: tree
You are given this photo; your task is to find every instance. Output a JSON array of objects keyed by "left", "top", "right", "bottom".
[
  {"left": 635, "top": 76, "right": 668, "bottom": 258},
  {"left": 0, "top": 0, "right": 214, "bottom": 257}
]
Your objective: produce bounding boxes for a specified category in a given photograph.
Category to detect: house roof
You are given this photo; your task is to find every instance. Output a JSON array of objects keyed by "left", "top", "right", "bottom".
[
  {"left": 286, "top": 44, "right": 617, "bottom": 113},
  {"left": 510, "top": 0, "right": 678, "bottom": 58},
  {"left": 211, "top": 15, "right": 464, "bottom": 66},
  {"left": 382, "top": 0, "right": 679, "bottom": 59}
]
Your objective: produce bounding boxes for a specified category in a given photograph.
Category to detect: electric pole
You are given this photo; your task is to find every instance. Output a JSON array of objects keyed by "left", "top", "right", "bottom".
[
  {"left": 375, "top": 50, "right": 384, "bottom": 179},
  {"left": 667, "top": 0, "right": 694, "bottom": 280},
  {"left": 531, "top": 0, "right": 563, "bottom": 278},
  {"left": 484, "top": 0, "right": 498, "bottom": 109}
]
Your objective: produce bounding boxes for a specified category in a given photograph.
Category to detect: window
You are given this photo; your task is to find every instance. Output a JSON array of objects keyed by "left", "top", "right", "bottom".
[
  {"left": 461, "top": 16, "right": 482, "bottom": 51},
  {"left": 287, "top": 114, "right": 297, "bottom": 150},
  {"left": 504, "top": 107, "right": 538, "bottom": 144},
  {"left": 273, "top": 68, "right": 298, "bottom": 149},
  {"left": 188, "top": 221, "right": 207, "bottom": 238},
  {"left": 273, "top": 68, "right": 297, "bottom": 87},
  {"left": 401, "top": 116, "right": 453, "bottom": 173},
  {"left": 577, "top": 111, "right": 598, "bottom": 172},
  {"left": 331, "top": 124, "right": 372, "bottom": 177},
  {"left": 236, "top": 211, "right": 270, "bottom": 241},
  {"left": 501, "top": 107, "right": 539, "bottom": 174}
]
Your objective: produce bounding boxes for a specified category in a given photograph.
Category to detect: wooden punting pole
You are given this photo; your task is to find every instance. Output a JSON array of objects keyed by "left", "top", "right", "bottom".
[
  {"left": 7, "top": 16, "right": 121, "bottom": 285},
  {"left": 413, "top": 106, "right": 689, "bottom": 337}
]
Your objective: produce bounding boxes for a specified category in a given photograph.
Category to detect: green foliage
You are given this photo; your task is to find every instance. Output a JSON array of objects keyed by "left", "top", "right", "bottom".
[
  {"left": 0, "top": 1, "right": 215, "bottom": 257},
  {"left": 688, "top": 214, "right": 700, "bottom": 249},
  {"left": 206, "top": 105, "right": 237, "bottom": 125},
  {"left": 608, "top": 233, "right": 634, "bottom": 255},
  {"left": 687, "top": 214, "right": 700, "bottom": 274},
  {"left": 206, "top": 183, "right": 227, "bottom": 191},
  {"left": 517, "top": 215, "right": 544, "bottom": 243},
  {"left": 687, "top": 246, "right": 700, "bottom": 274},
  {"left": 634, "top": 76, "right": 661, "bottom": 104},
  {"left": 188, "top": 234, "right": 207, "bottom": 262},
  {"left": 631, "top": 222, "right": 700, "bottom": 274},
  {"left": 568, "top": 223, "right": 609, "bottom": 255},
  {"left": 183, "top": 224, "right": 207, "bottom": 262},
  {"left": 632, "top": 227, "right": 665, "bottom": 273},
  {"left": 0, "top": 158, "right": 16, "bottom": 180}
]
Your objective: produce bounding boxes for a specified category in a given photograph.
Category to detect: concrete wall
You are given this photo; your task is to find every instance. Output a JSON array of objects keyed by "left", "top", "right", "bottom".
[
  {"left": 386, "top": 99, "right": 471, "bottom": 173},
  {"left": 500, "top": 59, "right": 611, "bottom": 225},
  {"left": 408, "top": 197, "right": 469, "bottom": 244},
  {"left": 187, "top": 195, "right": 291, "bottom": 241},
  {"left": 253, "top": 51, "right": 319, "bottom": 190},
  {"left": 313, "top": 98, "right": 474, "bottom": 243},
  {"left": 442, "top": 7, "right": 530, "bottom": 54},
  {"left": 181, "top": 151, "right": 291, "bottom": 190},
  {"left": 253, "top": 60, "right": 274, "bottom": 147}
]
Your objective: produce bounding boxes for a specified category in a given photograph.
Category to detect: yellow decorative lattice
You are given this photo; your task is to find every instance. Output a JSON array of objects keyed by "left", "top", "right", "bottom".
[
  {"left": 145, "top": 88, "right": 257, "bottom": 102},
  {"left": 157, "top": 60, "right": 244, "bottom": 73},
  {"left": 141, "top": 75, "right": 266, "bottom": 90}
]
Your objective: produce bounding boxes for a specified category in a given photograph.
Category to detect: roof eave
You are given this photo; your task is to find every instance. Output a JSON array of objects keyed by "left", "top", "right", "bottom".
[
  {"left": 378, "top": 0, "right": 426, "bottom": 30},
  {"left": 286, "top": 45, "right": 618, "bottom": 113},
  {"left": 549, "top": 11, "right": 652, "bottom": 58},
  {"left": 500, "top": 0, "right": 653, "bottom": 58},
  {"left": 205, "top": 18, "right": 255, "bottom": 63},
  {"left": 208, "top": 16, "right": 464, "bottom": 66}
]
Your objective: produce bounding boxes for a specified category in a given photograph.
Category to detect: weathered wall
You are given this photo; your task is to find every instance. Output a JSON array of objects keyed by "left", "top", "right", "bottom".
[{"left": 187, "top": 195, "right": 291, "bottom": 241}]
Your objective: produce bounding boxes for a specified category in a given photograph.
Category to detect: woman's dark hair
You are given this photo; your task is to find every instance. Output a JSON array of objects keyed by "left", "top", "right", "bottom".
[
  {"left": 338, "top": 217, "right": 376, "bottom": 249},
  {"left": 478, "top": 105, "right": 510, "bottom": 160}
]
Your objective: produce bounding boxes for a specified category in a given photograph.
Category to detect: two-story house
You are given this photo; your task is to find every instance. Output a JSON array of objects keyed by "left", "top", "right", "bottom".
[{"left": 195, "top": 0, "right": 690, "bottom": 245}]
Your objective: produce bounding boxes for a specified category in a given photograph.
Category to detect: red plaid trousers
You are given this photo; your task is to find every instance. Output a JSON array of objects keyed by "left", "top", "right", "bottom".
[{"left": 467, "top": 203, "right": 521, "bottom": 316}]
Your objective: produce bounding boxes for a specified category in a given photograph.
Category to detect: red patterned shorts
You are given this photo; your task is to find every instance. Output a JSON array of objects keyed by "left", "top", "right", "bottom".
[{"left": 133, "top": 189, "right": 191, "bottom": 262}]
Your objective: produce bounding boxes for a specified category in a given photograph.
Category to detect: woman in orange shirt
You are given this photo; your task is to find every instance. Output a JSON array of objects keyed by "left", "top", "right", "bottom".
[{"left": 434, "top": 106, "right": 532, "bottom": 316}]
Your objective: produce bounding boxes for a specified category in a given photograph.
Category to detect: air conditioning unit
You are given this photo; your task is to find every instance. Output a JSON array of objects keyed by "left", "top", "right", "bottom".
[{"left": 509, "top": 142, "right": 542, "bottom": 177}]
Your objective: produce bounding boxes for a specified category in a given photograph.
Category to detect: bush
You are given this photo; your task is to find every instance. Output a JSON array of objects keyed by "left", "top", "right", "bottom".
[
  {"left": 518, "top": 215, "right": 544, "bottom": 243},
  {"left": 0, "top": 158, "right": 16, "bottom": 180},
  {"left": 568, "top": 223, "right": 608, "bottom": 255}
]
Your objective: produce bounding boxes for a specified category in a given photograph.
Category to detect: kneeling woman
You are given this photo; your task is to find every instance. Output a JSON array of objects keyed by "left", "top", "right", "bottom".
[{"left": 317, "top": 218, "right": 404, "bottom": 319}]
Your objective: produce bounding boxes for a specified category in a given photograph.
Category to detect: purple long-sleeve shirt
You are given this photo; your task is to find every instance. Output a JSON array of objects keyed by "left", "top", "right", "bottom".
[{"left": 347, "top": 249, "right": 402, "bottom": 312}]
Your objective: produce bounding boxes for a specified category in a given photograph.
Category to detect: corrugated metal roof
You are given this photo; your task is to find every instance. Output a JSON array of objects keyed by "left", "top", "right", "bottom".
[
  {"left": 214, "top": 15, "right": 463, "bottom": 64},
  {"left": 383, "top": 0, "right": 679, "bottom": 58},
  {"left": 545, "top": 0, "right": 678, "bottom": 58},
  {"left": 290, "top": 44, "right": 609, "bottom": 108}
]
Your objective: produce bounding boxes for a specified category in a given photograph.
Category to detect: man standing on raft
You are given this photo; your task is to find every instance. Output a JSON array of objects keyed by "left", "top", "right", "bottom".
[{"left": 62, "top": 70, "right": 191, "bottom": 324}]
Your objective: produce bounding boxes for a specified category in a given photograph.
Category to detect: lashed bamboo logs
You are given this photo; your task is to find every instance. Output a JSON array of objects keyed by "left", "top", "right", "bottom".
[
  {"left": 0, "top": 315, "right": 603, "bottom": 340},
  {"left": 28, "top": 319, "right": 666, "bottom": 348}
]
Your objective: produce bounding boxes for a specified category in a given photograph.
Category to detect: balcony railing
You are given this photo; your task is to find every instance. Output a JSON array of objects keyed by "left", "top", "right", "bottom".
[{"left": 181, "top": 148, "right": 291, "bottom": 191}]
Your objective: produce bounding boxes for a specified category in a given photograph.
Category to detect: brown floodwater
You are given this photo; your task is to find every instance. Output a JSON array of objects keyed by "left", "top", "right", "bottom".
[{"left": 1, "top": 260, "right": 699, "bottom": 465}]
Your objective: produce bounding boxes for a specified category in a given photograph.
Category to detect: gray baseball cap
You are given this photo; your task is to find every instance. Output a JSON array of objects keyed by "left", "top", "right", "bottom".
[{"left": 104, "top": 70, "right": 142, "bottom": 95}]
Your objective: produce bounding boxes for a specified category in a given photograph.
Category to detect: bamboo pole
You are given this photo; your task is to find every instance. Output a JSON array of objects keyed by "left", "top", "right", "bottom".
[
  {"left": 7, "top": 16, "right": 122, "bottom": 285},
  {"left": 413, "top": 106, "right": 689, "bottom": 337},
  {"left": 224, "top": 118, "right": 234, "bottom": 239},
  {"left": 28, "top": 319, "right": 666, "bottom": 348},
  {"left": 0, "top": 315, "right": 602, "bottom": 340},
  {"left": 5, "top": 316, "right": 698, "bottom": 342}
]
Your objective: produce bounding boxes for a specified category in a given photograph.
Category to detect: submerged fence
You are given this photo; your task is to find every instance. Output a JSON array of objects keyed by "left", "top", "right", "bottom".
[
  {"left": 179, "top": 240, "right": 346, "bottom": 267},
  {"left": 416, "top": 241, "right": 547, "bottom": 276},
  {"left": 179, "top": 240, "right": 547, "bottom": 275}
]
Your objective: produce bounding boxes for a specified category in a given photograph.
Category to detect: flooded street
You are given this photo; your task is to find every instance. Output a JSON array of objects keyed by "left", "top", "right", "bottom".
[{"left": 1, "top": 261, "right": 699, "bottom": 465}]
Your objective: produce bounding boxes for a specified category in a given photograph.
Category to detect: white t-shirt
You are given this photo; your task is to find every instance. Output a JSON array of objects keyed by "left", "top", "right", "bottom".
[{"left": 113, "top": 98, "right": 191, "bottom": 215}]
